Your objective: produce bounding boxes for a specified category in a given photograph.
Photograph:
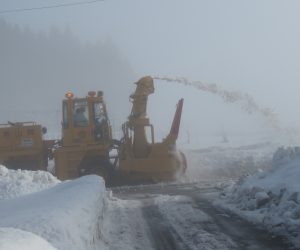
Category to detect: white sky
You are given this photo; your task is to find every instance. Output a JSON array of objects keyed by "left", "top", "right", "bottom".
[{"left": 1, "top": 0, "right": 300, "bottom": 146}]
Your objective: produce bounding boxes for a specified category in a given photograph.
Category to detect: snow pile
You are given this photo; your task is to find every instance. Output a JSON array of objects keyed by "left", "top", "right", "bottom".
[
  {"left": 0, "top": 175, "right": 108, "bottom": 250},
  {"left": 184, "top": 142, "right": 276, "bottom": 182},
  {"left": 217, "top": 147, "right": 300, "bottom": 247},
  {"left": 0, "top": 165, "right": 60, "bottom": 200},
  {"left": 0, "top": 227, "right": 57, "bottom": 250}
]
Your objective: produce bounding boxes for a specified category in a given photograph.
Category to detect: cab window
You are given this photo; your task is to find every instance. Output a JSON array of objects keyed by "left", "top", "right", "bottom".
[
  {"left": 93, "top": 102, "right": 108, "bottom": 140},
  {"left": 62, "top": 102, "right": 68, "bottom": 128},
  {"left": 73, "top": 101, "right": 89, "bottom": 127},
  {"left": 94, "top": 102, "right": 107, "bottom": 124}
]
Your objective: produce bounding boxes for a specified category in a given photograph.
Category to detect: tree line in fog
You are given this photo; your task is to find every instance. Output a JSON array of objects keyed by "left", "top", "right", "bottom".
[{"left": 0, "top": 19, "right": 134, "bottom": 134}]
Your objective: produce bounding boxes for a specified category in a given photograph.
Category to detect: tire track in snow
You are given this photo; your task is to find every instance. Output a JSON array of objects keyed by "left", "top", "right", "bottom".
[
  {"left": 192, "top": 199, "right": 294, "bottom": 250},
  {"left": 149, "top": 195, "right": 237, "bottom": 250},
  {"left": 110, "top": 183, "right": 293, "bottom": 250},
  {"left": 101, "top": 196, "right": 153, "bottom": 250},
  {"left": 143, "top": 204, "right": 190, "bottom": 250}
]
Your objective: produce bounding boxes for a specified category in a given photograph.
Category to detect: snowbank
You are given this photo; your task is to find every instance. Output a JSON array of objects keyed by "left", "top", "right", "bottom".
[
  {"left": 0, "top": 165, "right": 60, "bottom": 200},
  {"left": 0, "top": 174, "right": 107, "bottom": 250},
  {"left": 0, "top": 227, "right": 57, "bottom": 250},
  {"left": 217, "top": 147, "right": 300, "bottom": 248}
]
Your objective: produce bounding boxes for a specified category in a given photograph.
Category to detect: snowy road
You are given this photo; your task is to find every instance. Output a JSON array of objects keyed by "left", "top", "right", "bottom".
[{"left": 109, "top": 182, "right": 294, "bottom": 250}]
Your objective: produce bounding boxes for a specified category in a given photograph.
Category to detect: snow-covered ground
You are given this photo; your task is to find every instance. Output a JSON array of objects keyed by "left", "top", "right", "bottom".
[
  {"left": 153, "top": 195, "right": 237, "bottom": 249},
  {"left": 183, "top": 142, "right": 277, "bottom": 182},
  {"left": 0, "top": 166, "right": 108, "bottom": 250},
  {"left": 0, "top": 165, "right": 151, "bottom": 250},
  {"left": 0, "top": 227, "right": 57, "bottom": 250},
  {"left": 102, "top": 194, "right": 152, "bottom": 250},
  {"left": 0, "top": 141, "right": 298, "bottom": 249},
  {"left": 217, "top": 147, "right": 300, "bottom": 248}
]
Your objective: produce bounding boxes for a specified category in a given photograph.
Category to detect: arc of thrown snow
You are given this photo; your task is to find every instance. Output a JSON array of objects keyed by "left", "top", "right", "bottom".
[{"left": 152, "top": 76, "right": 280, "bottom": 130}]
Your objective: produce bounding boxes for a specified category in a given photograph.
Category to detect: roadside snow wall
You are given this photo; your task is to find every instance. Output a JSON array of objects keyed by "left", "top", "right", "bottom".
[
  {"left": 0, "top": 227, "right": 57, "bottom": 250},
  {"left": 217, "top": 147, "right": 300, "bottom": 248},
  {"left": 0, "top": 173, "right": 107, "bottom": 250},
  {"left": 0, "top": 165, "right": 60, "bottom": 200}
]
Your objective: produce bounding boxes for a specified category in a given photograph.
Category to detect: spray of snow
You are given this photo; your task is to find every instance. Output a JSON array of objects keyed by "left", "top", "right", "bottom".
[
  {"left": 179, "top": 143, "right": 277, "bottom": 184},
  {"left": 153, "top": 76, "right": 279, "bottom": 129}
]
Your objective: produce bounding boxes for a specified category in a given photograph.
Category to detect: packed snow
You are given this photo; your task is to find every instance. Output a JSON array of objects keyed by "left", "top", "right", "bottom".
[
  {"left": 0, "top": 165, "right": 60, "bottom": 200},
  {"left": 1, "top": 142, "right": 299, "bottom": 249},
  {"left": 217, "top": 146, "right": 300, "bottom": 248},
  {"left": 0, "top": 166, "right": 108, "bottom": 250},
  {"left": 0, "top": 165, "right": 153, "bottom": 250},
  {"left": 0, "top": 227, "right": 57, "bottom": 250},
  {"left": 153, "top": 195, "right": 237, "bottom": 250},
  {"left": 102, "top": 194, "right": 153, "bottom": 250}
]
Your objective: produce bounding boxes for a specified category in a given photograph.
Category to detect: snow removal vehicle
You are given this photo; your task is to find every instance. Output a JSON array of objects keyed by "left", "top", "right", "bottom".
[
  {"left": 0, "top": 122, "right": 52, "bottom": 171},
  {"left": 0, "top": 76, "right": 186, "bottom": 186},
  {"left": 54, "top": 76, "right": 186, "bottom": 185}
]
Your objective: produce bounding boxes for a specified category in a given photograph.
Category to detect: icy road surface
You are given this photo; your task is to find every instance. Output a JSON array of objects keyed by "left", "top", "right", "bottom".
[{"left": 108, "top": 182, "right": 293, "bottom": 250}]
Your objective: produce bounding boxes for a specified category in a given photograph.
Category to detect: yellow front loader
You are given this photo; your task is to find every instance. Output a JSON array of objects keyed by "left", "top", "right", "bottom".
[{"left": 53, "top": 91, "right": 116, "bottom": 182}]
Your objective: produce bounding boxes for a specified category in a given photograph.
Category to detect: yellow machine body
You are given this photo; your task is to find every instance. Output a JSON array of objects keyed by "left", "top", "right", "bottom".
[
  {"left": 4, "top": 77, "right": 187, "bottom": 186},
  {"left": 0, "top": 122, "right": 49, "bottom": 170},
  {"left": 118, "top": 136, "right": 186, "bottom": 184},
  {"left": 117, "top": 76, "right": 187, "bottom": 184},
  {"left": 54, "top": 92, "right": 114, "bottom": 181}
]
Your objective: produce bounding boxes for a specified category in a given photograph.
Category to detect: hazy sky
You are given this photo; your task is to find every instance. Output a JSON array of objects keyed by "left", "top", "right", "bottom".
[{"left": 1, "top": 0, "right": 300, "bottom": 147}]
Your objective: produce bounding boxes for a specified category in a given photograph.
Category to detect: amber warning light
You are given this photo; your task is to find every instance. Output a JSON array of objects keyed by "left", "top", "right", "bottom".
[{"left": 65, "top": 92, "right": 74, "bottom": 99}]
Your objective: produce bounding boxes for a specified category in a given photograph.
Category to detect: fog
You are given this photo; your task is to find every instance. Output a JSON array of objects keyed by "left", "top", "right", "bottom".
[
  {"left": 1, "top": 0, "right": 300, "bottom": 147},
  {"left": 0, "top": 19, "right": 134, "bottom": 138}
]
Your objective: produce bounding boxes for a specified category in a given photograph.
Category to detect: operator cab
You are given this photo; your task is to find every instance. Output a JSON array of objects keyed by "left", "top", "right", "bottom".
[{"left": 61, "top": 91, "right": 111, "bottom": 146}]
